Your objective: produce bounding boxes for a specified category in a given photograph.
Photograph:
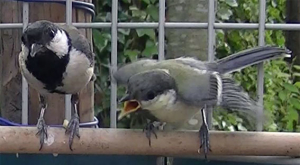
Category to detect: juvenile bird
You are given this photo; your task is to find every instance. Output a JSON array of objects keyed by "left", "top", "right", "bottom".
[
  {"left": 114, "top": 46, "right": 291, "bottom": 158},
  {"left": 19, "top": 20, "right": 95, "bottom": 151}
]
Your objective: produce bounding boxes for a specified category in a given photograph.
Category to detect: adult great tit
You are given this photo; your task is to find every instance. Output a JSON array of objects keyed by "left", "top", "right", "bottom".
[
  {"left": 19, "top": 20, "right": 95, "bottom": 151},
  {"left": 114, "top": 46, "right": 291, "bottom": 158}
]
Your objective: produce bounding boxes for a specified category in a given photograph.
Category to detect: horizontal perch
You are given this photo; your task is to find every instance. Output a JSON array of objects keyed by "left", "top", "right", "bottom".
[{"left": 0, "top": 126, "right": 299, "bottom": 157}]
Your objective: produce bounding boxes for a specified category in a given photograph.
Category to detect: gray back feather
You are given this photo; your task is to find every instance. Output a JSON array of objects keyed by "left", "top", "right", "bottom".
[{"left": 59, "top": 24, "right": 94, "bottom": 65}]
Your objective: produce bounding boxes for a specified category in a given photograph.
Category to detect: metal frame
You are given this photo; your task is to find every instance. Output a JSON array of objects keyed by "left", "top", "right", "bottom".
[{"left": 1, "top": 0, "right": 295, "bottom": 130}]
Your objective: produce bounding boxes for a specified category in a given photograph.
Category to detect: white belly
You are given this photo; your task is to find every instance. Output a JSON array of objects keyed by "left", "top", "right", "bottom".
[
  {"left": 149, "top": 100, "right": 201, "bottom": 126},
  {"left": 140, "top": 90, "right": 202, "bottom": 128},
  {"left": 55, "top": 48, "right": 93, "bottom": 94},
  {"left": 19, "top": 45, "right": 93, "bottom": 95}
]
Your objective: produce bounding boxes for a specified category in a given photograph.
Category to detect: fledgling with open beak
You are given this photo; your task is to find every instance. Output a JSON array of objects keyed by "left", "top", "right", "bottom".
[
  {"left": 114, "top": 46, "right": 291, "bottom": 158},
  {"left": 19, "top": 20, "right": 95, "bottom": 151}
]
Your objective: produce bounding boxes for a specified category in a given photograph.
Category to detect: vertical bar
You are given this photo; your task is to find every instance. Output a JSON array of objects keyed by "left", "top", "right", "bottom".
[
  {"left": 22, "top": 2, "right": 29, "bottom": 125},
  {"left": 110, "top": 0, "right": 118, "bottom": 128},
  {"left": 65, "top": 0, "right": 73, "bottom": 120},
  {"left": 158, "top": 1, "right": 166, "bottom": 164},
  {"left": 257, "top": 0, "right": 266, "bottom": 131},
  {"left": 206, "top": 0, "right": 215, "bottom": 129},
  {"left": 158, "top": 0, "right": 165, "bottom": 61}
]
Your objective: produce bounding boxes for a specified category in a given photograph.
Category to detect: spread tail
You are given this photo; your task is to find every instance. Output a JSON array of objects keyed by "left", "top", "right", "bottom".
[{"left": 219, "top": 77, "right": 262, "bottom": 130}]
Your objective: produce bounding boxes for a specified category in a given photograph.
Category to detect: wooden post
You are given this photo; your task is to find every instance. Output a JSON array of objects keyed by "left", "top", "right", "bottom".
[
  {"left": 0, "top": 1, "right": 94, "bottom": 126},
  {"left": 0, "top": 1, "right": 23, "bottom": 123}
]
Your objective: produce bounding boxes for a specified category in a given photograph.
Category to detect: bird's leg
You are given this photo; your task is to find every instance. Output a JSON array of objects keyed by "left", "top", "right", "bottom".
[
  {"left": 198, "top": 106, "right": 212, "bottom": 159},
  {"left": 65, "top": 93, "right": 80, "bottom": 151},
  {"left": 36, "top": 95, "right": 48, "bottom": 151},
  {"left": 143, "top": 119, "right": 159, "bottom": 147}
]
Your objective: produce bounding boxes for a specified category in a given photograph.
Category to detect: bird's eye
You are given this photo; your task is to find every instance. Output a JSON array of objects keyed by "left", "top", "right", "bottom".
[
  {"left": 49, "top": 30, "right": 55, "bottom": 38},
  {"left": 146, "top": 91, "right": 155, "bottom": 100}
]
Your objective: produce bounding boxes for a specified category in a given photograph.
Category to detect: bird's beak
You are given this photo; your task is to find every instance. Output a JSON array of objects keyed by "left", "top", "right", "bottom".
[
  {"left": 118, "top": 94, "right": 141, "bottom": 120},
  {"left": 30, "top": 44, "right": 43, "bottom": 57}
]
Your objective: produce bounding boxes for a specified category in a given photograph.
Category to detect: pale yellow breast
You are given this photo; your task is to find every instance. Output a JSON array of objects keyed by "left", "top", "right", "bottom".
[{"left": 149, "top": 100, "right": 200, "bottom": 126}]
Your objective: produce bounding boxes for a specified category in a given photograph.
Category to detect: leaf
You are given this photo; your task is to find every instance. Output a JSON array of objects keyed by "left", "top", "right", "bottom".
[
  {"left": 277, "top": 72, "right": 290, "bottom": 78},
  {"left": 118, "top": 29, "right": 130, "bottom": 35},
  {"left": 293, "top": 73, "right": 300, "bottom": 77},
  {"left": 124, "top": 50, "right": 140, "bottom": 61},
  {"left": 283, "top": 82, "right": 299, "bottom": 93},
  {"left": 217, "top": 8, "right": 233, "bottom": 20},
  {"left": 278, "top": 91, "right": 287, "bottom": 101},
  {"left": 136, "top": 29, "right": 156, "bottom": 40},
  {"left": 291, "top": 97, "right": 300, "bottom": 109},
  {"left": 295, "top": 82, "right": 300, "bottom": 88},
  {"left": 286, "top": 107, "right": 298, "bottom": 130},
  {"left": 142, "top": 40, "right": 157, "bottom": 57},
  {"left": 117, "top": 33, "right": 125, "bottom": 44},
  {"left": 146, "top": 4, "right": 159, "bottom": 21},
  {"left": 225, "top": 0, "right": 238, "bottom": 7},
  {"left": 293, "top": 65, "right": 300, "bottom": 70},
  {"left": 92, "top": 30, "right": 109, "bottom": 52},
  {"left": 121, "top": 0, "right": 131, "bottom": 3},
  {"left": 142, "top": 0, "right": 150, "bottom": 4}
]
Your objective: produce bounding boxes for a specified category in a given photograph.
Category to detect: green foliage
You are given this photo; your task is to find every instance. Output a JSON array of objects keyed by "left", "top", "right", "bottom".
[
  {"left": 93, "top": 0, "right": 158, "bottom": 128},
  {"left": 93, "top": 0, "right": 298, "bottom": 132},
  {"left": 214, "top": 0, "right": 300, "bottom": 132}
]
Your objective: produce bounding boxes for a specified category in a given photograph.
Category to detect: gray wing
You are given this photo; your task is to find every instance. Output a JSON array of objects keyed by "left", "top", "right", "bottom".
[
  {"left": 173, "top": 57, "right": 218, "bottom": 72},
  {"left": 59, "top": 24, "right": 94, "bottom": 66},
  {"left": 113, "top": 59, "right": 158, "bottom": 85},
  {"left": 177, "top": 73, "right": 220, "bottom": 108}
]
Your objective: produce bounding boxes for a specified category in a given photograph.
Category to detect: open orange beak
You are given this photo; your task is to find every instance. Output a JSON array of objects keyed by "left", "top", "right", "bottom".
[{"left": 118, "top": 100, "right": 141, "bottom": 120}]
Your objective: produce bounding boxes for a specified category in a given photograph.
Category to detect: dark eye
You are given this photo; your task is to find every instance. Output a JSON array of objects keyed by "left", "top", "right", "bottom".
[
  {"left": 50, "top": 30, "right": 55, "bottom": 38},
  {"left": 146, "top": 91, "right": 155, "bottom": 100},
  {"left": 47, "top": 29, "right": 55, "bottom": 38}
]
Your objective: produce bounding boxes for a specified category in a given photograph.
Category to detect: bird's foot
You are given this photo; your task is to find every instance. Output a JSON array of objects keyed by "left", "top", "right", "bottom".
[
  {"left": 143, "top": 121, "right": 158, "bottom": 147},
  {"left": 36, "top": 118, "right": 48, "bottom": 151},
  {"left": 65, "top": 114, "right": 80, "bottom": 151},
  {"left": 198, "top": 123, "right": 211, "bottom": 159}
]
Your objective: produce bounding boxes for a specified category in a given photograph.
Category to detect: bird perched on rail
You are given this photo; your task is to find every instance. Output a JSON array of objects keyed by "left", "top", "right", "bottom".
[
  {"left": 18, "top": 20, "right": 95, "bottom": 151},
  {"left": 114, "top": 46, "right": 291, "bottom": 158}
]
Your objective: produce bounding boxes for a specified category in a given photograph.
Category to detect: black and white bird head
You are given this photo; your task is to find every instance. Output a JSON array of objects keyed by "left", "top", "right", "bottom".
[
  {"left": 21, "top": 20, "right": 70, "bottom": 57},
  {"left": 118, "top": 69, "right": 178, "bottom": 119}
]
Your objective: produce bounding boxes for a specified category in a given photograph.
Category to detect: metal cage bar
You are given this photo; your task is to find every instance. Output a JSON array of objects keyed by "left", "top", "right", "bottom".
[
  {"left": 4, "top": 22, "right": 300, "bottom": 30},
  {"left": 257, "top": 0, "right": 266, "bottom": 131},
  {"left": 65, "top": 0, "right": 73, "bottom": 121},
  {"left": 110, "top": 0, "right": 118, "bottom": 128},
  {"left": 21, "top": 2, "right": 29, "bottom": 125},
  {"left": 206, "top": 0, "right": 216, "bottom": 129},
  {"left": 158, "top": 0, "right": 165, "bottom": 61}
]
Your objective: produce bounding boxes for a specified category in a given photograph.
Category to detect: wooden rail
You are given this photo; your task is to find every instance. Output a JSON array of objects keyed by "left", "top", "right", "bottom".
[{"left": 0, "top": 126, "right": 299, "bottom": 157}]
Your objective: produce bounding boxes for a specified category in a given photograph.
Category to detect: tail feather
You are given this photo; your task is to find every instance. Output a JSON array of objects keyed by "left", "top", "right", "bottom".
[
  {"left": 216, "top": 46, "right": 291, "bottom": 74},
  {"left": 220, "top": 77, "right": 260, "bottom": 123}
]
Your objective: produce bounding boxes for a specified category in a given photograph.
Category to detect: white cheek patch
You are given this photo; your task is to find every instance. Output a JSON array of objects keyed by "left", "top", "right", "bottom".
[
  {"left": 140, "top": 89, "right": 177, "bottom": 111},
  {"left": 46, "top": 30, "right": 69, "bottom": 58}
]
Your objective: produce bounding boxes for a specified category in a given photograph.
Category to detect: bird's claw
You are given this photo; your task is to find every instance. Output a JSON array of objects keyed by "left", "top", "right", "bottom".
[
  {"left": 143, "top": 121, "right": 158, "bottom": 147},
  {"left": 198, "top": 123, "right": 211, "bottom": 159},
  {"left": 36, "top": 118, "right": 48, "bottom": 151},
  {"left": 65, "top": 114, "right": 80, "bottom": 151}
]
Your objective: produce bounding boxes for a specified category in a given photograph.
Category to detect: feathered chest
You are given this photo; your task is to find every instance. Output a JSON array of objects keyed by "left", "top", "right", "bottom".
[
  {"left": 24, "top": 48, "right": 70, "bottom": 93},
  {"left": 140, "top": 90, "right": 201, "bottom": 125}
]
